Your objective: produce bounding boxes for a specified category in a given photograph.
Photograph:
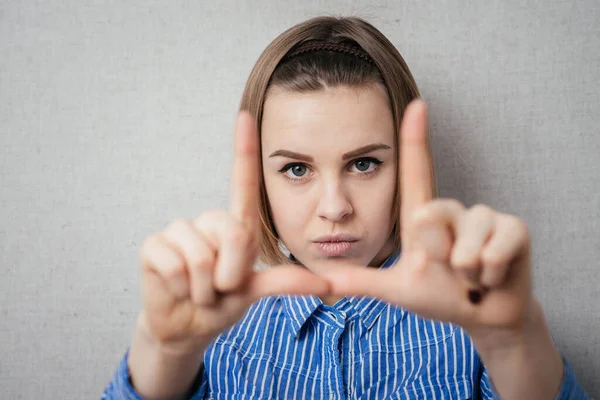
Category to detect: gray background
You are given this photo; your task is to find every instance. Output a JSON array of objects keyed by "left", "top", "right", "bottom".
[{"left": 1, "top": 0, "right": 598, "bottom": 398}]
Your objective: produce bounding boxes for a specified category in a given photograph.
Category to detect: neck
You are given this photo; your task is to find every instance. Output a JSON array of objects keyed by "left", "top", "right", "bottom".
[{"left": 369, "top": 237, "right": 398, "bottom": 267}]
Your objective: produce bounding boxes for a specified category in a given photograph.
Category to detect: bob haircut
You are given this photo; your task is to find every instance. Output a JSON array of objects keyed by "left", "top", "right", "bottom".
[{"left": 239, "top": 16, "right": 437, "bottom": 266}]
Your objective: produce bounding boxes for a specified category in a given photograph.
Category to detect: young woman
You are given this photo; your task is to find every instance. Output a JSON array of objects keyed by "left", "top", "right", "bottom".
[{"left": 103, "top": 16, "right": 588, "bottom": 399}]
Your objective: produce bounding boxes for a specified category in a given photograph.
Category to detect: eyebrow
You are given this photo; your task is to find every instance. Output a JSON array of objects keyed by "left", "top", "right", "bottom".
[
  {"left": 269, "top": 143, "right": 391, "bottom": 162},
  {"left": 341, "top": 143, "right": 391, "bottom": 160}
]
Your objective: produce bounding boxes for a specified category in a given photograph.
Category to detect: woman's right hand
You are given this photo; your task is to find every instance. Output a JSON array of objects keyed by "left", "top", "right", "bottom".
[{"left": 137, "top": 112, "right": 329, "bottom": 353}]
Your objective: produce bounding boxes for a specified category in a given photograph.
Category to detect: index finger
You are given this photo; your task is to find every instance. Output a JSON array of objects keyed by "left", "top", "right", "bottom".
[
  {"left": 400, "top": 100, "right": 435, "bottom": 234},
  {"left": 230, "top": 111, "right": 260, "bottom": 232}
]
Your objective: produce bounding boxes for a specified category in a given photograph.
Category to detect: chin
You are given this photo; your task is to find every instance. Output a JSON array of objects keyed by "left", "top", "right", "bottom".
[{"left": 314, "top": 253, "right": 366, "bottom": 266}]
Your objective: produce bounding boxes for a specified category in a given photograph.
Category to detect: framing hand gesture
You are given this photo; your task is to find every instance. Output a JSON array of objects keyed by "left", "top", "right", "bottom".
[
  {"left": 325, "top": 100, "right": 533, "bottom": 335},
  {"left": 138, "top": 112, "right": 329, "bottom": 351}
]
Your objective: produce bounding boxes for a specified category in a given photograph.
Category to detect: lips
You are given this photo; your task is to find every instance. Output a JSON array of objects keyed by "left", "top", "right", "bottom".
[
  {"left": 312, "top": 234, "right": 359, "bottom": 257},
  {"left": 313, "top": 234, "right": 359, "bottom": 243}
]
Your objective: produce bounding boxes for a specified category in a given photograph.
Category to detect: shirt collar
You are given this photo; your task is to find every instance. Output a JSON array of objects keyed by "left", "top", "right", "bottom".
[
  {"left": 279, "top": 248, "right": 402, "bottom": 337},
  {"left": 280, "top": 294, "right": 321, "bottom": 337}
]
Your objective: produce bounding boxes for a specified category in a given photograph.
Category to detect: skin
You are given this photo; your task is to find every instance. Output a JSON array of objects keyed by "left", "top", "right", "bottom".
[
  {"left": 261, "top": 84, "right": 398, "bottom": 278},
  {"left": 127, "top": 85, "right": 565, "bottom": 399}
]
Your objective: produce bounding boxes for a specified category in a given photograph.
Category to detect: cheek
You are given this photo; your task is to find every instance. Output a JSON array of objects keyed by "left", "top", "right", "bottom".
[
  {"left": 352, "top": 170, "right": 396, "bottom": 234},
  {"left": 263, "top": 174, "right": 313, "bottom": 238}
]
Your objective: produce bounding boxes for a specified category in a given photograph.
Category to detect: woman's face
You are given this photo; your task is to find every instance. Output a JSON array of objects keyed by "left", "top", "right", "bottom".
[{"left": 261, "top": 84, "right": 397, "bottom": 273}]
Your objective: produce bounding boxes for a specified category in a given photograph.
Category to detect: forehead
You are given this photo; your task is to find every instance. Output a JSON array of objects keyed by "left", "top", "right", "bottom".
[{"left": 261, "top": 85, "right": 395, "bottom": 155}]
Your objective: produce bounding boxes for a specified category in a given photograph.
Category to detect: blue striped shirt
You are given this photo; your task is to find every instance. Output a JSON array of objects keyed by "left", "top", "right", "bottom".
[{"left": 103, "top": 252, "right": 588, "bottom": 399}]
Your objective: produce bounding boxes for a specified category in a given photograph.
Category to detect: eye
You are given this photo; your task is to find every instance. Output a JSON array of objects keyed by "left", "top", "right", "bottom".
[
  {"left": 354, "top": 159, "right": 371, "bottom": 172},
  {"left": 279, "top": 163, "right": 309, "bottom": 179},
  {"left": 350, "top": 157, "right": 382, "bottom": 173},
  {"left": 289, "top": 164, "right": 307, "bottom": 177}
]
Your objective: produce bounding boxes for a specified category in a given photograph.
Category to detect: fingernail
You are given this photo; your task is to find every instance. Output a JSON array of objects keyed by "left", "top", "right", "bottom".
[{"left": 468, "top": 290, "right": 482, "bottom": 304}]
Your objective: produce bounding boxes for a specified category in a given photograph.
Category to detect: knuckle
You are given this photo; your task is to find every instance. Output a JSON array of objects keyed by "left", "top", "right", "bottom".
[
  {"left": 471, "top": 204, "right": 494, "bottom": 219},
  {"left": 140, "top": 233, "right": 159, "bottom": 254},
  {"left": 504, "top": 214, "right": 529, "bottom": 238},
  {"left": 449, "top": 198, "right": 465, "bottom": 209},
  {"left": 151, "top": 235, "right": 185, "bottom": 275},
  {"left": 158, "top": 255, "right": 185, "bottom": 278},
  {"left": 165, "top": 218, "right": 190, "bottom": 234},
  {"left": 140, "top": 234, "right": 165, "bottom": 262},
  {"left": 439, "top": 198, "right": 465, "bottom": 211},
  {"left": 158, "top": 245, "right": 185, "bottom": 275},
  {"left": 228, "top": 225, "right": 249, "bottom": 248},
  {"left": 139, "top": 234, "right": 188, "bottom": 281},
  {"left": 190, "top": 250, "right": 214, "bottom": 272},
  {"left": 165, "top": 258, "right": 186, "bottom": 278}
]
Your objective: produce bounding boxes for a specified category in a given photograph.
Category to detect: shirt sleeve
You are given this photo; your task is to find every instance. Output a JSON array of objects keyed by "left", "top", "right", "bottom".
[
  {"left": 478, "top": 355, "right": 590, "bottom": 400},
  {"left": 553, "top": 357, "right": 590, "bottom": 400},
  {"left": 101, "top": 349, "right": 208, "bottom": 400}
]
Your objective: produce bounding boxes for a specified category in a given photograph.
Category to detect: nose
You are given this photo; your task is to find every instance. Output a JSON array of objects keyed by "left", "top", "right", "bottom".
[{"left": 316, "top": 180, "right": 353, "bottom": 222}]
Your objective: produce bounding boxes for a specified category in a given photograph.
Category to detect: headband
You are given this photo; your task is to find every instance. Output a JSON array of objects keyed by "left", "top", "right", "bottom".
[{"left": 283, "top": 41, "right": 375, "bottom": 64}]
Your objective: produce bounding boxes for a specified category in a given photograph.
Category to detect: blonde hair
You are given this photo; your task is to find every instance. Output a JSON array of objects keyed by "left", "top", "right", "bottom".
[{"left": 239, "top": 16, "right": 437, "bottom": 266}]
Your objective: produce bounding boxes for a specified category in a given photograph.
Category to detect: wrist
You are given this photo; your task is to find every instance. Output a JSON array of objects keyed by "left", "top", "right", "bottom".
[
  {"left": 468, "top": 298, "right": 564, "bottom": 400},
  {"left": 137, "top": 311, "right": 213, "bottom": 357},
  {"left": 467, "top": 297, "right": 543, "bottom": 354},
  {"left": 128, "top": 312, "right": 211, "bottom": 400}
]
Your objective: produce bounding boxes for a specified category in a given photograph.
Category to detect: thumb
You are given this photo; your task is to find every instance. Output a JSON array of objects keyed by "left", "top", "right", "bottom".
[
  {"left": 322, "top": 251, "right": 428, "bottom": 300},
  {"left": 245, "top": 265, "right": 330, "bottom": 302}
]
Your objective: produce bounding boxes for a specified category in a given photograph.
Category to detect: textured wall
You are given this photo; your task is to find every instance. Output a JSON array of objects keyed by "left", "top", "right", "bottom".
[{"left": 1, "top": 1, "right": 598, "bottom": 398}]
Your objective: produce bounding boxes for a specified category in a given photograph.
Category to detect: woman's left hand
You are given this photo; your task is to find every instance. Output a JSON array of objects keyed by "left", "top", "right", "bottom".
[{"left": 323, "top": 99, "right": 535, "bottom": 339}]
